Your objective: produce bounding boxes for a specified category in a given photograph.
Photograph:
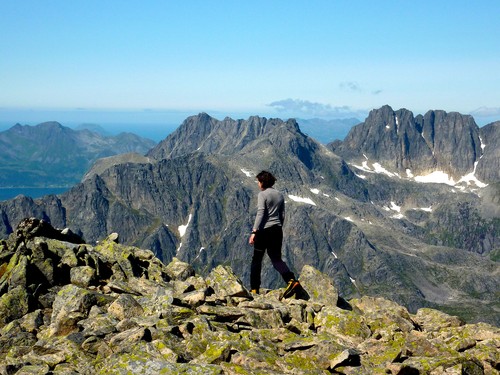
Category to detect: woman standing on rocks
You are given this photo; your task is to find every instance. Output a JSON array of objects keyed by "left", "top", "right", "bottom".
[{"left": 249, "top": 170, "right": 300, "bottom": 298}]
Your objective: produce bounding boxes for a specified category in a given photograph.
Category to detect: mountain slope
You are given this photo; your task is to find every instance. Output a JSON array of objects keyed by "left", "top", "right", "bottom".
[
  {"left": 0, "top": 111, "right": 498, "bottom": 325},
  {"left": 0, "top": 121, "right": 156, "bottom": 188},
  {"left": 329, "top": 105, "right": 496, "bottom": 185}
]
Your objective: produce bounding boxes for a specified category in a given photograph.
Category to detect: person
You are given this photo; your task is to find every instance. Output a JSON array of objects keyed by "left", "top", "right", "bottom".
[{"left": 248, "top": 170, "right": 300, "bottom": 298}]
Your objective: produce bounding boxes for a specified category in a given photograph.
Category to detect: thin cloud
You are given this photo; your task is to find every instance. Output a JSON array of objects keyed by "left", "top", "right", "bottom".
[
  {"left": 267, "top": 98, "right": 365, "bottom": 118},
  {"left": 339, "top": 81, "right": 362, "bottom": 92},
  {"left": 372, "top": 89, "right": 383, "bottom": 95},
  {"left": 470, "top": 107, "right": 500, "bottom": 117}
]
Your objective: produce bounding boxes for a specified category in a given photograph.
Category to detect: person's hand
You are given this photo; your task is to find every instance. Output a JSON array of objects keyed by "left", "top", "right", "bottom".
[{"left": 249, "top": 233, "right": 255, "bottom": 245}]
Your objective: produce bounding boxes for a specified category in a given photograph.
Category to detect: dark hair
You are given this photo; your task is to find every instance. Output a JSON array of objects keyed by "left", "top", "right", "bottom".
[{"left": 256, "top": 170, "right": 276, "bottom": 189}]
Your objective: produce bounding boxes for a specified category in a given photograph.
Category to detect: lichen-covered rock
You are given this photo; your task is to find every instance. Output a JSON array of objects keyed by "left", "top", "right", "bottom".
[
  {"left": 350, "top": 295, "right": 416, "bottom": 333},
  {"left": 0, "top": 220, "right": 498, "bottom": 374},
  {"left": 206, "top": 265, "right": 250, "bottom": 298},
  {"left": 165, "top": 256, "right": 195, "bottom": 281},
  {"left": 78, "top": 314, "right": 118, "bottom": 337},
  {"left": 13, "top": 364, "right": 50, "bottom": 375},
  {"left": 19, "top": 309, "right": 44, "bottom": 334},
  {"left": 298, "top": 264, "right": 338, "bottom": 306},
  {"left": 314, "top": 306, "right": 371, "bottom": 345},
  {"left": 413, "top": 307, "right": 465, "bottom": 332},
  {"left": 0, "top": 285, "right": 30, "bottom": 328},
  {"left": 108, "top": 327, "right": 152, "bottom": 352},
  {"left": 49, "top": 284, "right": 96, "bottom": 336},
  {"left": 70, "top": 266, "right": 95, "bottom": 288},
  {"left": 107, "top": 294, "right": 144, "bottom": 321}
]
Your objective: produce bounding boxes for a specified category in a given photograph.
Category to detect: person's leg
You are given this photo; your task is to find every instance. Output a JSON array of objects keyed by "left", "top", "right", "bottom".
[
  {"left": 266, "top": 226, "right": 295, "bottom": 282},
  {"left": 250, "top": 247, "right": 266, "bottom": 291}
]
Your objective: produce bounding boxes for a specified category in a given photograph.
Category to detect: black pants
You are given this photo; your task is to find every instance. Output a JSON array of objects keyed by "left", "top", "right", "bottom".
[{"left": 250, "top": 225, "right": 295, "bottom": 290}]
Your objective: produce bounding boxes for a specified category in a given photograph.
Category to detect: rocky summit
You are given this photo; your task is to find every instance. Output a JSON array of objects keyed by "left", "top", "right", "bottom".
[
  {"left": 0, "top": 218, "right": 498, "bottom": 374},
  {"left": 0, "top": 109, "right": 499, "bottom": 328}
]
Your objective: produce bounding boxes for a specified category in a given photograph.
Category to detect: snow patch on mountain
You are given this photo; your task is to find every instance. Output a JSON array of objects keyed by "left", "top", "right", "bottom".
[
  {"left": 288, "top": 195, "right": 316, "bottom": 206},
  {"left": 178, "top": 214, "right": 192, "bottom": 237},
  {"left": 353, "top": 157, "right": 487, "bottom": 188},
  {"left": 240, "top": 168, "right": 253, "bottom": 177}
]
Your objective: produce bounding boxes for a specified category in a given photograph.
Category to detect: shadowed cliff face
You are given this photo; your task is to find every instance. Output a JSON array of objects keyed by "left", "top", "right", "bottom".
[
  {"left": 331, "top": 105, "right": 498, "bottom": 184},
  {"left": 0, "top": 219, "right": 498, "bottom": 374},
  {"left": 476, "top": 121, "right": 500, "bottom": 182},
  {"left": 0, "top": 110, "right": 499, "bottom": 327}
]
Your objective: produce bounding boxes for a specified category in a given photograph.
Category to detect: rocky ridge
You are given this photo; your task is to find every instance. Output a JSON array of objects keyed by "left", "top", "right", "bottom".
[
  {"left": 0, "top": 110, "right": 499, "bottom": 327},
  {"left": 330, "top": 105, "right": 499, "bottom": 185},
  {"left": 0, "top": 218, "right": 498, "bottom": 374}
]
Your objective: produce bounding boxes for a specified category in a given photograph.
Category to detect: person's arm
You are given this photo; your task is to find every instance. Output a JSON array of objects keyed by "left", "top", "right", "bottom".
[
  {"left": 280, "top": 199, "right": 285, "bottom": 225},
  {"left": 253, "top": 192, "right": 266, "bottom": 232},
  {"left": 249, "top": 192, "right": 265, "bottom": 245}
]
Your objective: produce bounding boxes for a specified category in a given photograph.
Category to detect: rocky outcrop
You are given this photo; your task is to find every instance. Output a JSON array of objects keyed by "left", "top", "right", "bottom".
[
  {"left": 330, "top": 105, "right": 498, "bottom": 184},
  {"left": 477, "top": 121, "right": 500, "bottom": 183},
  {"left": 146, "top": 114, "right": 303, "bottom": 160},
  {"left": 0, "top": 219, "right": 498, "bottom": 374}
]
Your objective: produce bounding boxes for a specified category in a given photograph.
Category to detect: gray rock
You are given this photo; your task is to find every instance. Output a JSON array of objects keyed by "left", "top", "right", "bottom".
[
  {"left": 206, "top": 265, "right": 250, "bottom": 298},
  {"left": 49, "top": 284, "right": 96, "bottom": 336},
  {"left": 108, "top": 327, "right": 152, "bottom": 352},
  {"left": 0, "top": 286, "right": 30, "bottom": 328},
  {"left": 413, "top": 307, "right": 464, "bottom": 332},
  {"left": 107, "top": 294, "right": 144, "bottom": 321},
  {"left": 165, "top": 257, "right": 195, "bottom": 281},
  {"left": 298, "top": 264, "right": 338, "bottom": 306},
  {"left": 70, "top": 266, "right": 95, "bottom": 288},
  {"left": 0, "top": 188, "right": 499, "bottom": 375},
  {"left": 14, "top": 365, "right": 50, "bottom": 375},
  {"left": 78, "top": 314, "right": 118, "bottom": 337}
]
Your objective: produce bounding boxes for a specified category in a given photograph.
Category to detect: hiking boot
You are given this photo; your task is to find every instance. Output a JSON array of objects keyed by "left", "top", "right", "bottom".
[
  {"left": 280, "top": 279, "right": 300, "bottom": 300},
  {"left": 251, "top": 289, "right": 259, "bottom": 295}
]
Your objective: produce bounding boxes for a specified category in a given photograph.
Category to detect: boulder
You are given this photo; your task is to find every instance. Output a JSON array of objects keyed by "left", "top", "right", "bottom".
[
  {"left": 298, "top": 264, "right": 338, "bottom": 306},
  {"left": 107, "top": 294, "right": 144, "bottom": 321},
  {"left": 49, "top": 284, "right": 96, "bottom": 336},
  {"left": 165, "top": 257, "right": 195, "bottom": 281},
  {"left": 70, "top": 266, "right": 95, "bottom": 288},
  {"left": 413, "top": 307, "right": 464, "bottom": 332},
  {"left": 206, "top": 265, "right": 250, "bottom": 298},
  {"left": 350, "top": 295, "right": 416, "bottom": 333},
  {"left": 0, "top": 286, "right": 30, "bottom": 328}
]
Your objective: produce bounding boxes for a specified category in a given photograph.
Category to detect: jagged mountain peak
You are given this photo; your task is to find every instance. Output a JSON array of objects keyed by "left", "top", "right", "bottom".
[
  {"left": 476, "top": 121, "right": 500, "bottom": 182},
  {"left": 147, "top": 114, "right": 304, "bottom": 161},
  {"left": 8, "top": 121, "right": 66, "bottom": 134},
  {"left": 331, "top": 105, "right": 496, "bottom": 186}
]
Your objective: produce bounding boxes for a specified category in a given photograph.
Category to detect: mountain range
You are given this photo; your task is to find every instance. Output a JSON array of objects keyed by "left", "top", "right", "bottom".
[
  {"left": 0, "top": 121, "right": 156, "bottom": 188},
  {"left": 0, "top": 106, "right": 498, "bottom": 325}
]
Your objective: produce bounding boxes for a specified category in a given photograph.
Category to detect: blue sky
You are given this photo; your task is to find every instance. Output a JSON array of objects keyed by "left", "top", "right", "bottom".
[{"left": 1, "top": 0, "right": 499, "bottom": 129}]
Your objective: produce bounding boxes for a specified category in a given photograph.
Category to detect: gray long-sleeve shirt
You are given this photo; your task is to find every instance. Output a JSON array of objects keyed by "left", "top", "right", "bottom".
[{"left": 253, "top": 188, "right": 285, "bottom": 231}]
